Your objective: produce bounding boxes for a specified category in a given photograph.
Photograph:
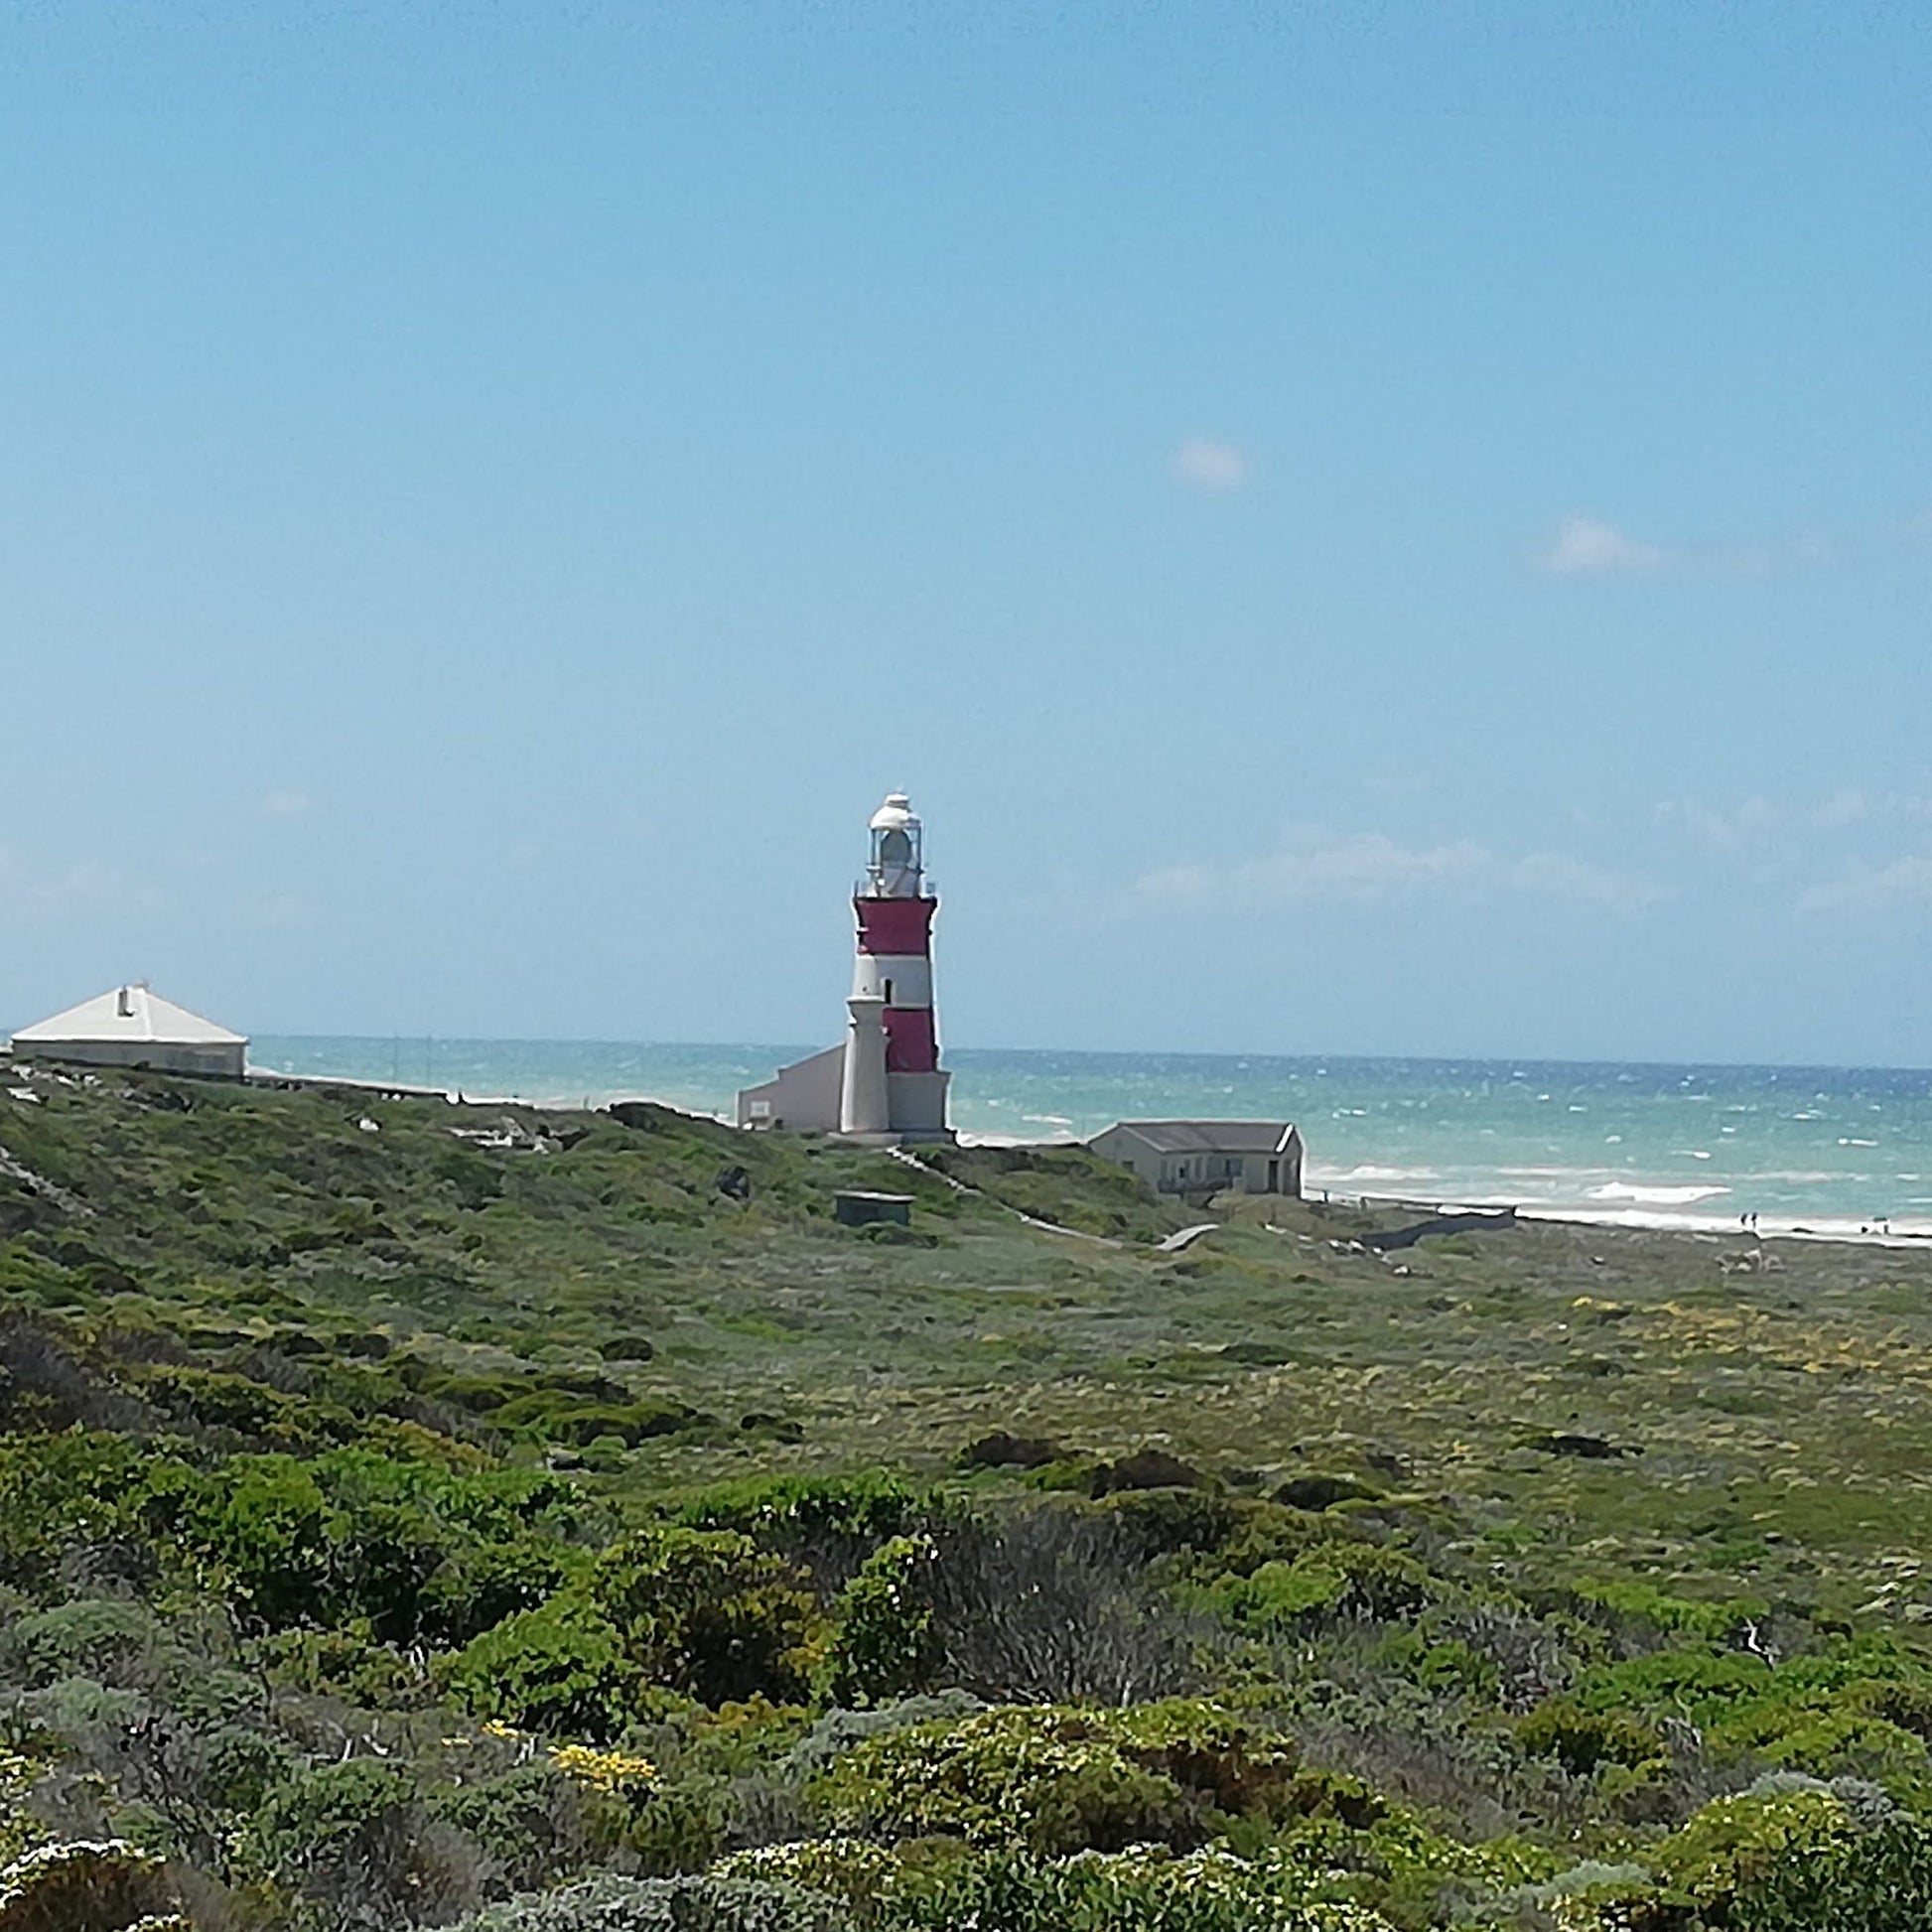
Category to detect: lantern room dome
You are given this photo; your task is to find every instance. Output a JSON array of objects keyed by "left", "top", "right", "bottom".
[
  {"left": 870, "top": 792, "right": 916, "bottom": 833},
  {"left": 864, "top": 792, "right": 925, "bottom": 897}
]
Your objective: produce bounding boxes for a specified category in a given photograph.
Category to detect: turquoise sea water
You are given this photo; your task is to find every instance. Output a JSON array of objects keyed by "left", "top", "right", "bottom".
[{"left": 249, "top": 1037, "right": 1932, "bottom": 1239}]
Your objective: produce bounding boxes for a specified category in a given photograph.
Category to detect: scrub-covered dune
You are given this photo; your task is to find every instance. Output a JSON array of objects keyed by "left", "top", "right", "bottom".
[{"left": 4, "top": 1061, "right": 1932, "bottom": 1929}]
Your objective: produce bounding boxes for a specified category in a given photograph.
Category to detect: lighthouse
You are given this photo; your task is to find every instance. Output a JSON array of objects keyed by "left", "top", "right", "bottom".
[{"left": 736, "top": 793, "right": 954, "bottom": 1144}]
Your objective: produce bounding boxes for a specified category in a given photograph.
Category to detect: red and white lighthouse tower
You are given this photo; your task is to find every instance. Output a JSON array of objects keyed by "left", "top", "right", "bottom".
[
  {"left": 839, "top": 793, "right": 950, "bottom": 1141},
  {"left": 735, "top": 792, "right": 952, "bottom": 1144}
]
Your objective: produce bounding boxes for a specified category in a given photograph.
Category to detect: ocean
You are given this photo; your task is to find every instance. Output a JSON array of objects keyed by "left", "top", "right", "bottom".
[{"left": 248, "top": 1037, "right": 1932, "bottom": 1243}]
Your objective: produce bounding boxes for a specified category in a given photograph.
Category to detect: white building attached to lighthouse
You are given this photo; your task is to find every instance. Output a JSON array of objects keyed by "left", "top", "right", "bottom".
[{"left": 736, "top": 793, "right": 953, "bottom": 1144}]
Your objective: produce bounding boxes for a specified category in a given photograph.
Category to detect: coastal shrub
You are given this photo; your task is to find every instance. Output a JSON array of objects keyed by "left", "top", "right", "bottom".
[
  {"left": 589, "top": 1529, "right": 818, "bottom": 1707},
  {"left": 1551, "top": 1636, "right": 1932, "bottom": 1793},
  {"left": 1566, "top": 1644, "right": 1774, "bottom": 1725},
  {"left": 445, "top": 1869, "right": 853, "bottom": 1931},
  {"left": 1646, "top": 1783, "right": 1880, "bottom": 1921},
  {"left": 1569, "top": 1578, "right": 1771, "bottom": 1645},
  {"left": 0, "top": 1432, "right": 148, "bottom": 1594},
  {"left": 144, "top": 1453, "right": 336, "bottom": 1626},
  {"left": 1716, "top": 1695, "right": 1932, "bottom": 1794},
  {"left": 3, "top": 1598, "right": 154, "bottom": 1687},
  {"left": 434, "top": 1758, "right": 613, "bottom": 1893},
  {"left": 128, "top": 1446, "right": 595, "bottom": 1637},
  {"left": 1098, "top": 1485, "right": 1240, "bottom": 1556},
  {"left": 667, "top": 1473, "right": 928, "bottom": 1544},
  {"left": 883, "top": 1848, "right": 1402, "bottom": 1932},
  {"left": 420, "top": 1538, "right": 579, "bottom": 1646},
  {"left": 712, "top": 1839, "right": 893, "bottom": 1915},
  {"left": 783, "top": 1692, "right": 987, "bottom": 1779},
  {"left": 1208, "top": 1542, "right": 1439, "bottom": 1637},
  {"left": 441, "top": 1598, "right": 642, "bottom": 1741},
  {"left": 924, "top": 1508, "right": 1202, "bottom": 1705},
  {"left": 492, "top": 1393, "right": 704, "bottom": 1449},
  {"left": 1725, "top": 1810, "right": 1932, "bottom": 1930},
  {"left": 809, "top": 1702, "right": 1298, "bottom": 1855},
  {"left": 822, "top": 1536, "right": 941, "bottom": 1709},
  {"left": 254, "top": 1624, "right": 432, "bottom": 1707},
  {"left": 1517, "top": 1698, "right": 1663, "bottom": 1776},
  {"left": 1378, "top": 1633, "right": 1503, "bottom": 1704},
  {"left": 0, "top": 1838, "right": 185, "bottom": 1932},
  {"left": 235, "top": 1756, "right": 483, "bottom": 1925},
  {"left": 1210, "top": 1558, "right": 1349, "bottom": 1633}
]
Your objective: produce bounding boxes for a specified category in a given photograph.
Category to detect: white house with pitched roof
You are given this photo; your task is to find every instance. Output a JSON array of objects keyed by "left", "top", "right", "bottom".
[
  {"left": 1088, "top": 1119, "right": 1304, "bottom": 1197},
  {"left": 10, "top": 983, "right": 248, "bottom": 1079}
]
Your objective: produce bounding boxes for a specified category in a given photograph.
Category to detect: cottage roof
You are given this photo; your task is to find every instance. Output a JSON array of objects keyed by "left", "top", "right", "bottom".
[
  {"left": 1098, "top": 1119, "right": 1300, "bottom": 1155},
  {"left": 12, "top": 984, "right": 248, "bottom": 1049}
]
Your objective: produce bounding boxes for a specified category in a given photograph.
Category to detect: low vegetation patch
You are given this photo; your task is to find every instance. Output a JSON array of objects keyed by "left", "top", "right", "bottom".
[{"left": 3, "top": 1065, "right": 1932, "bottom": 1927}]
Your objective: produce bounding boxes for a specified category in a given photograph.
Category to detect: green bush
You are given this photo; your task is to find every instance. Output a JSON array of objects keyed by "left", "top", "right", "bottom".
[
  {"left": 434, "top": 1758, "right": 613, "bottom": 1892},
  {"left": 1570, "top": 1578, "right": 1771, "bottom": 1644},
  {"left": 667, "top": 1473, "right": 928, "bottom": 1542},
  {"left": 4, "top": 1599, "right": 153, "bottom": 1686},
  {"left": 136, "top": 1446, "right": 594, "bottom": 1638},
  {"left": 0, "top": 1838, "right": 185, "bottom": 1932},
  {"left": 257, "top": 1625, "right": 432, "bottom": 1707},
  {"left": 421, "top": 1538, "right": 578, "bottom": 1645},
  {"left": 589, "top": 1529, "right": 818, "bottom": 1707},
  {"left": 0, "top": 1432, "right": 148, "bottom": 1595},
  {"left": 823, "top": 1536, "right": 941, "bottom": 1709},
  {"left": 1648, "top": 1783, "right": 1869, "bottom": 1920},
  {"left": 147, "top": 1452, "right": 336, "bottom": 1626},
  {"left": 884, "top": 1848, "right": 1401, "bottom": 1932},
  {"left": 1209, "top": 1558, "right": 1349, "bottom": 1633},
  {"left": 1208, "top": 1543, "right": 1438, "bottom": 1637},
  {"left": 810, "top": 1702, "right": 1299, "bottom": 1856},
  {"left": 1727, "top": 1811, "right": 1932, "bottom": 1931},
  {"left": 445, "top": 1868, "right": 853, "bottom": 1930},
  {"left": 441, "top": 1597, "right": 643, "bottom": 1741},
  {"left": 1517, "top": 1698, "right": 1663, "bottom": 1776},
  {"left": 236, "top": 1758, "right": 419, "bottom": 1884}
]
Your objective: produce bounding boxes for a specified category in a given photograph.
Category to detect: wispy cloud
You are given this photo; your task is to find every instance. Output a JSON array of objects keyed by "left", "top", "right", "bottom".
[
  {"left": 1658, "top": 790, "right": 1932, "bottom": 853},
  {"left": 1656, "top": 789, "right": 1932, "bottom": 918},
  {"left": 263, "top": 789, "right": 313, "bottom": 817},
  {"left": 1533, "top": 509, "right": 1893, "bottom": 581},
  {"left": 1798, "top": 855, "right": 1932, "bottom": 916},
  {"left": 1537, "top": 515, "right": 1665, "bottom": 577},
  {"left": 1507, "top": 851, "right": 1671, "bottom": 910},
  {"left": 1171, "top": 437, "right": 1248, "bottom": 493},
  {"left": 1140, "top": 826, "right": 1667, "bottom": 915}
]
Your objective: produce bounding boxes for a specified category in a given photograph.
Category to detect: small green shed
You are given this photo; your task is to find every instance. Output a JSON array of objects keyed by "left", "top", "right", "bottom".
[{"left": 833, "top": 1189, "right": 914, "bottom": 1229}]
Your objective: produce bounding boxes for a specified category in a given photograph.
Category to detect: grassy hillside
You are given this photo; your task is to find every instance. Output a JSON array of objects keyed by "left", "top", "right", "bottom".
[{"left": 4, "top": 1060, "right": 1932, "bottom": 1929}]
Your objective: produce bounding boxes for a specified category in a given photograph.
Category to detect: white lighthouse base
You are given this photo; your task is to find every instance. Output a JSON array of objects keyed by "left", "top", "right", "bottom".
[
  {"left": 736, "top": 1045, "right": 953, "bottom": 1145},
  {"left": 887, "top": 1069, "right": 951, "bottom": 1140}
]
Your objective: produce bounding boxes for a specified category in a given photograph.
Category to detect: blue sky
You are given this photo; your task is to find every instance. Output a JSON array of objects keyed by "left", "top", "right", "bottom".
[{"left": 1, "top": 4, "right": 1927, "bottom": 1065}]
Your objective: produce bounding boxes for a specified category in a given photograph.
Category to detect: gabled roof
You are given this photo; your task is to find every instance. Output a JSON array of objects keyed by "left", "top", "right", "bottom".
[
  {"left": 12, "top": 984, "right": 248, "bottom": 1048},
  {"left": 1095, "top": 1119, "right": 1300, "bottom": 1155}
]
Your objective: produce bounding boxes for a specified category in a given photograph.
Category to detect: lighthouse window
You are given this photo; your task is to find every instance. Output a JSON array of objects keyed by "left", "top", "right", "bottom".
[{"left": 879, "top": 828, "right": 913, "bottom": 866}]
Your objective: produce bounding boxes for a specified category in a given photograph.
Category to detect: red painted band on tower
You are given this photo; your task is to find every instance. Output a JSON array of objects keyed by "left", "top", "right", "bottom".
[
  {"left": 855, "top": 897, "right": 936, "bottom": 956},
  {"left": 883, "top": 1006, "right": 938, "bottom": 1072}
]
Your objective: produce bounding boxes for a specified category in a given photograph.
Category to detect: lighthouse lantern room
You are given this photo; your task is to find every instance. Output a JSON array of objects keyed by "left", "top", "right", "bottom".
[{"left": 736, "top": 793, "right": 954, "bottom": 1145}]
